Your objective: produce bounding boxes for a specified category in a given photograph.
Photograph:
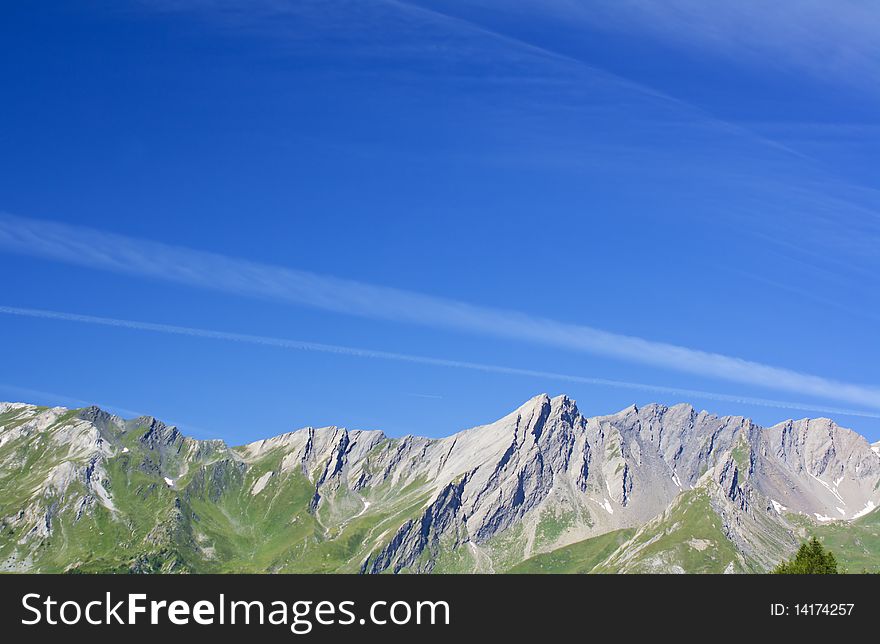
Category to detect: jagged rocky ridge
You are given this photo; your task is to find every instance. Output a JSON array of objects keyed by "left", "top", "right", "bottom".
[{"left": 1, "top": 395, "right": 879, "bottom": 573}]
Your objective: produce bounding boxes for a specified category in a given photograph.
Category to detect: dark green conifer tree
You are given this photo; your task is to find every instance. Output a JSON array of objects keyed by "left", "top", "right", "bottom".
[{"left": 773, "top": 537, "right": 839, "bottom": 574}]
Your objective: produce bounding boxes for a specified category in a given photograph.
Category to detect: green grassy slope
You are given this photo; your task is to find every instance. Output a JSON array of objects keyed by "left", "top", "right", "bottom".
[
  {"left": 4, "top": 405, "right": 880, "bottom": 574},
  {"left": 594, "top": 488, "right": 751, "bottom": 573},
  {"left": 812, "top": 507, "right": 880, "bottom": 573},
  {"left": 507, "top": 529, "right": 636, "bottom": 573},
  {"left": 0, "top": 408, "right": 431, "bottom": 573}
]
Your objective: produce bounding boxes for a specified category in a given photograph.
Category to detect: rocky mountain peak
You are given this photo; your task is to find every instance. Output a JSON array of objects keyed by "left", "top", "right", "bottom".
[
  {"left": 131, "top": 416, "right": 181, "bottom": 447},
  {"left": 3, "top": 395, "right": 880, "bottom": 574}
]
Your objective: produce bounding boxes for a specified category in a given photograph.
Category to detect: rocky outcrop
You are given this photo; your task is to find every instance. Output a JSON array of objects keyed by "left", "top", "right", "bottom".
[{"left": 2, "top": 394, "right": 879, "bottom": 573}]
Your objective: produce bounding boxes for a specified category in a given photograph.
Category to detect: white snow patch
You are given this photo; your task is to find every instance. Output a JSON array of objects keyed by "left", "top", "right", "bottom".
[
  {"left": 836, "top": 507, "right": 846, "bottom": 516},
  {"left": 872, "top": 442, "right": 880, "bottom": 455},
  {"left": 834, "top": 475, "right": 844, "bottom": 487},
  {"left": 851, "top": 501, "right": 876, "bottom": 520},
  {"left": 771, "top": 500, "right": 786, "bottom": 514},
  {"left": 601, "top": 499, "right": 614, "bottom": 515},
  {"left": 814, "top": 513, "right": 837, "bottom": 522},
  {"left": 671, "top": 471, "right": 682, "bottom": 488},
  {"left": 121, "top": 447, "right": 129, "bottom": 454},
  {"left": 164, "top": 477, "right": 174, "bottom": 487}
]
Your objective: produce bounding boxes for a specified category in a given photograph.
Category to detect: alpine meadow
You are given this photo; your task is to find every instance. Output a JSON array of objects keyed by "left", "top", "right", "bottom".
[{"left": 3, "top": 395, "right": 879, "bottom": 574}]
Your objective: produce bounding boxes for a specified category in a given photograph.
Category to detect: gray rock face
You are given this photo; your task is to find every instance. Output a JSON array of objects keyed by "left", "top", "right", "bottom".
[
  {"left": 2, "top": 394, "right": 879, "bottom": 573},
  {"left": 236, "top": 394, "right": 880, "bottom": 572}
]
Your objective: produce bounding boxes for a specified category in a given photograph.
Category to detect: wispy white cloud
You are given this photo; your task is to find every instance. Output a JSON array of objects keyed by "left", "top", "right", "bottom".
[
  {"left": 480, "top": 0, "right": 880, "bottom": 91},
  {"left": 147, "top": 0, "right": 814, "bottom": 160},
  {"left": 728, "top": 267, "right": 880, "bottom": 324},
  {"left": 0, "top": 304, "right": 877, "bottom": 420},
  {"left": 174, "top": 0, "right": 880, "bottom": 284},
  {"left": 143, "top": 1, "right": 880, "bottom": 278},
  {"left": 147, "top": 0, "right": 562, "bottom": 75},
  {"left": 1, "top": 215, "right": 879, "bottom": 415}
]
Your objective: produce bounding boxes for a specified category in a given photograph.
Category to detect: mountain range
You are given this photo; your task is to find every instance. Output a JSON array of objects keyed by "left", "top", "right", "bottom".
[{"left": 2, "top": 394, "right": 879, "bottom": 573}]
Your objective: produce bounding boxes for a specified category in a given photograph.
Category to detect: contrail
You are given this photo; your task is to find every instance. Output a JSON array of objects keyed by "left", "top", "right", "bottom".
[
  {"left": 2, "top": 304, "right": 878, "bottom": 420},
  {"left": 0, "top": 383, "right": 146, "bottom": 419},
  {"left": 2, "top": 212, "right": 879, "bottom": 409}
]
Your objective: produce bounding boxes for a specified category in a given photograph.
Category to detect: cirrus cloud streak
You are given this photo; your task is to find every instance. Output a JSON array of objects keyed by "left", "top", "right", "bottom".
[{"left": 1, "top": 212, "right": 879, "bottom": 410}]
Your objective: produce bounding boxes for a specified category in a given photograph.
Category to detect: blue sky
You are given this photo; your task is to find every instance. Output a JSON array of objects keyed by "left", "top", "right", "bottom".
[{"left": 2, "top": 1, "right": 880, "bottom": 442}]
